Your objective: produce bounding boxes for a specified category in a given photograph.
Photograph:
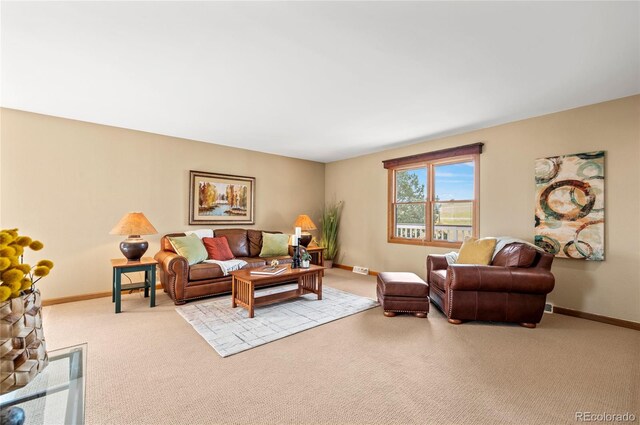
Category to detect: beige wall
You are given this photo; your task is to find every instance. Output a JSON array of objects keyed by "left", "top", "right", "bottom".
[
  {"left": 0, "top": 109, "right": 325, "bottom": 300},
  {"left": 325, "top": 95, "right": 640, "bottom": 323}
]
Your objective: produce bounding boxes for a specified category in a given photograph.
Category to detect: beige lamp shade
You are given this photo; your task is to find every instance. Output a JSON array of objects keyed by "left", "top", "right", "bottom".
[
  {"left": 110, "top": 212, "right": 158, "bottom": 236},
  {"left": 293, "top": 214, "right": 317, "bottom": 231}
]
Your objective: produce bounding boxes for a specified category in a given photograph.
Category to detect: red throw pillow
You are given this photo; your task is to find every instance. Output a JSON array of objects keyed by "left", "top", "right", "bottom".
[{"left": 202, "top": 236, "right": 235, "bottom": 261}]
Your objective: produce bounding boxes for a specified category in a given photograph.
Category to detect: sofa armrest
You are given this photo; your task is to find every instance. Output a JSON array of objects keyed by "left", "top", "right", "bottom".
[
  {"left": 154, "top": 250, "right": 189, "bottom": 303},
  {"left": 426, "top": 255, "right": 449, "bottom": 277},
  {"left": 448, "top": 264, "right": 555, "bottom": 294}
]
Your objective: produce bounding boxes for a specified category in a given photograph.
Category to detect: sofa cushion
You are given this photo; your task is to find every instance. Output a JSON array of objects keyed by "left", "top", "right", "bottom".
[
  {"left": 214, "top": 229, "right": 250, "bottom": 257},
  {"left": 492, "top": 243, "right": 537, "bottom": 268},
  {"left": 263, "top": 255, "right": 293, "bottom": 265},
  {"left": 189, "top": 262, "right": 224, "bottom": 281},
  {"left": 429, "top": 270, "right": 447, "bottom": 292},
  {"left": 235, "top": 257, "right": 267, "bottom": 268},
  {"left": 247, "top": 230, "right": 281, "bottom": 257},
  {"left": 168, "top": 234, "right": 208, "bottom": 266},
  {"left": 259, "top": 233, "right": 290, "bottom": 257},
  {"left": 202, "top": 236, "right": 235, "bottom": 261},
  {"left": 457, "top": 237, "right": 497, "bottom": 265}
]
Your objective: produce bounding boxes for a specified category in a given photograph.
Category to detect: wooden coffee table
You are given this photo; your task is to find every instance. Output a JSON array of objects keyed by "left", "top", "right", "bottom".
[{"left": 230, "top": 264, "right": 324, "bottom": 318}]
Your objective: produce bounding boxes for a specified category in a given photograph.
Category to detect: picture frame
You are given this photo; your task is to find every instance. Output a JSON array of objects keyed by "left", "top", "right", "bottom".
[{"left": 189, "top": 170, "right": 255, "bottom": 225}]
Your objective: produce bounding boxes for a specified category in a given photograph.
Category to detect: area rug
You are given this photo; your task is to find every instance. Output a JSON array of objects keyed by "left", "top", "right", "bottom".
[{"left": 176, "top": 284, "right": 379, "bottom": 357}]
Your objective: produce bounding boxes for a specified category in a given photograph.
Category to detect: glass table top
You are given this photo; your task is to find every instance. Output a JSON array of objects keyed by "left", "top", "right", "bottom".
[{"left": 0, "top": 343, "right": 87, "bottom": 425}]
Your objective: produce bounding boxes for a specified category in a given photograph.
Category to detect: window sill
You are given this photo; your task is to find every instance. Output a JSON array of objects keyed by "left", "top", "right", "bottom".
[{"left": 387, "top": 237, "right": 463, "bottom": 248}]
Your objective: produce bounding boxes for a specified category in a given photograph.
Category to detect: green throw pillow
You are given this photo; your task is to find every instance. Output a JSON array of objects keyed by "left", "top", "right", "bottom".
[
  {"left": 168, "top": 234, "right": 208, "bottom": 265},
  {"left": 259, "top": 232, "right": 289, "bottom": 257}
]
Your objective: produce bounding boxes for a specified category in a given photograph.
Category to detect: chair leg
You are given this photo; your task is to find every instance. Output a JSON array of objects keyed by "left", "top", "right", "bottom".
[
  {"left": 414, "top": 312, "right": 427, "bottom": 318},
  {"left": 383, "top": 311, "right": 396, "bottom": 317},
  {"left": 448, "top": 318, "right": 463, "bottom": 325},
  {"left": 519, "top": 322, "right": 536, "bottom": 329}
]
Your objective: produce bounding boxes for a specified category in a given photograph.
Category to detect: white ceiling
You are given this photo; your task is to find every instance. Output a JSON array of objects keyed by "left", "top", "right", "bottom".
[{"left": 2, "top": 1, "right": 639, "bottom": 163}]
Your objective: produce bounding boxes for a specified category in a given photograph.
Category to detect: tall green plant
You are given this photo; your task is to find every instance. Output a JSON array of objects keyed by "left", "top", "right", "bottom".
[{"left": 320, "top": 201, "right": 343, "bottom": 261}]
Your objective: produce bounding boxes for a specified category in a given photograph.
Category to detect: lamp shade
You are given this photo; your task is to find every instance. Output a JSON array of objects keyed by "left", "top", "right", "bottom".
[
  {"left": 110, "top": 212, "right": 157, "bottom": 236},
  {"left": 293, "top": 214, "right": 317, "bottom": 231}
]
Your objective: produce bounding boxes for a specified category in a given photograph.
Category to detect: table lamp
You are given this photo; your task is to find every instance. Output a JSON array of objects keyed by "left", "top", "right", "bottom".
[
  {"left": 110, "top": 212, "right": 158, "bottom": 261},
  {"left": 293, "top": 214, "right": 317, "bottom": 247}
]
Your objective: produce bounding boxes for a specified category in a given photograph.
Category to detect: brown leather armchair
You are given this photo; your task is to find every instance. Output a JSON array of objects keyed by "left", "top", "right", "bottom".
[{"left": 427, "top": 243, "right": 555, "bottom": 328}]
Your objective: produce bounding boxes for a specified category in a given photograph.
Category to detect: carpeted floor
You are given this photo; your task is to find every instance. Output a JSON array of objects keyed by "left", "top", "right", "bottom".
[
  {"left": 176, "top": 284, "right": 378, "bottom": 357},
  {"left": 42, "top": 269, "right": 639, "bottom": 425}
]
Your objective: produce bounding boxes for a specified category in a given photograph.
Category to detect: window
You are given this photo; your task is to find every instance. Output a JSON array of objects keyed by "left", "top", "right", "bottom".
[{"left": 383, "top": 143, "right": 482, "bottom": 247}]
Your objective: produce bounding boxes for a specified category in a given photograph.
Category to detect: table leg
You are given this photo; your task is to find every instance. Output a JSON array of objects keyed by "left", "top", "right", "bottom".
[
  {"left": 144, "top": 269, "right": 150, "bottom": 298},
  {"left": 150, "top": 265, "right": 156, "bottom": 308},
  {"left": 317, "top": 271, "right": 323, "bottom": 300},
  {"left": 248, "top": 284, "right": 254, "bottom": 318},
  {"left": 112, "top": 268, "right": 115, "bottom": 302},
  {"left": 115, "top": 270, "right": 122, "bottom": 313},
  {"left": 231, "top": 277, "right": 237, "bottom": 308}
]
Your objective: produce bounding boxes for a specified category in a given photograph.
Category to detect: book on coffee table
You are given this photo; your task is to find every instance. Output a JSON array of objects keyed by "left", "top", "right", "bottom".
[{"left": 250, "top": 266, "right": 287, "bottom": 276}]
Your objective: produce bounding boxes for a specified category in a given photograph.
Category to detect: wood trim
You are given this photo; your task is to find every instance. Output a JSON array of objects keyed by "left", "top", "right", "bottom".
[
  {"left": 43, "top": 284, "right": 164, "bottom": 307},
  {"left": 333, "top": 263, "right": 379, "bottom": 276},
  {"left": 554, "top": 306, "right": 640, "bottom": 331},
  {"left": 387, "top": 168, "right": 395, "bottom": 243},
  {"left": 382, "top": 142, "right": 484, "bottom": 169},
  {"left": 387, "top": 153, "right": 479, "bottom": 247}
]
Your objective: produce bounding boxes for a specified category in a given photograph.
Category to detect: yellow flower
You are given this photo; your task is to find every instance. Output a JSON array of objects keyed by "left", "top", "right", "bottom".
[
  {"left": 9, "top": 244, "right": 24, "bottom": 257},
  {"left": 29, "top": 240, "right": 44, "bottom": 251},
  {"left": 0, "top": 258, "right": 10, "bottom": 272},
  {"left": 20, "top": 278, "right": 33, "bottom": 291},
  {"left": 7, "top": 280, "right": 21, "bottom": 292},
  {"left": 15, "top": 236, "right": 32, "bottom": 247},
  {"left": 9, "top": 256, "right": 19, "bottom": 267},
  {"left": 15, "top": 264, "right": 32, "bottom": 274},
  {"left": 0, "top": 232, "right": 14, "bottom": 245},
  {"left": 0, "top": 246, "right": 16, "bottom": 258},
  {"left": 37, "top": 260, "right": 54, "bottom": 269},
  {"left": 5, "top": 229, "right": 19, "bottom": 238},
  {"left": 33, "top": 266, "right": 50, "bottom": 277},
  {"left": 0, "top": 286, "right": 11, "bottom": 302},
  {"left": 10, "top": 290, "right": 21, "bottom": 299},
  {"left": 2, "top": 268, "right": 24, "bottom": 284}
]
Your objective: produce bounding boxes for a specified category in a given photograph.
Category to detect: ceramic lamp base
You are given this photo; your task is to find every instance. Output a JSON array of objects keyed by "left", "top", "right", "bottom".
[
  {"left": 120, "top": 236, "right": 148, "bottom": 261},
  {"left": 299, "top": 233, "right": 312, "bottom": 247}
]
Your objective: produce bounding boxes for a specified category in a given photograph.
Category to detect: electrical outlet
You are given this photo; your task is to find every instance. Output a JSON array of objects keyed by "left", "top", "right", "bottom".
[
  {"left": 352, "top": 266, "right": 369, "bottom": 275},
  {"left": 544, "top": 303, "right": 554, "bottom": 314}
]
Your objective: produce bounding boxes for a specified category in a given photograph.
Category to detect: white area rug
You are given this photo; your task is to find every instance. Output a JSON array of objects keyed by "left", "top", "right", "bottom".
[{"left": 176, "top": 284, "right": 379, "bottom": 357}]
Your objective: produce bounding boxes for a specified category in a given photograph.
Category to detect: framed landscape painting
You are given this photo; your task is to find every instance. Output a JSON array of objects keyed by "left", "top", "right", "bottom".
[{"left": 189, "top": 171, "right": 255, "bottom": 225}]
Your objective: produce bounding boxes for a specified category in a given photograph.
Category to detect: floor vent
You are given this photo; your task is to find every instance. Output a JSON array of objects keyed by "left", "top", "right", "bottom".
[
  {"left": 352, "top": 266, "right": 369, "bottom": 275},
  {"left": 544, "top": 303, "right": 554, "bottom": 314}
]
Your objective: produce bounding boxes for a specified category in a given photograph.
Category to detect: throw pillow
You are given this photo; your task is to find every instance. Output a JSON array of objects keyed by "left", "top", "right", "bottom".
[
  {"left": 202, "top": 236, "right": 235, "bottom": 261},
  {"left": 259, "top": 232, "right": 289, "bottom": 257},
  {"left": 457, "top": 237, "right": 497, "bottom": 265},
  {"left": 168, "top": 234, "right": 208, "bottom": 265}
]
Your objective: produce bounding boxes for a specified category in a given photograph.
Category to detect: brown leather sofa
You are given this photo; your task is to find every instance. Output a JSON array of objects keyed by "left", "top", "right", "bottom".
[
  {"left": 154, "top": 229, "right": 301, "bottom": 305},
  {"left": 427, "top": 243, "right": 555, "bottom": 328}
]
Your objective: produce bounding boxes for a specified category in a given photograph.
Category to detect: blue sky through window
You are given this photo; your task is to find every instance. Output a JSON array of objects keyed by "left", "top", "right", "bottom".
[{"left": 435, "top": 162, "right": 474, "bottom": 201}]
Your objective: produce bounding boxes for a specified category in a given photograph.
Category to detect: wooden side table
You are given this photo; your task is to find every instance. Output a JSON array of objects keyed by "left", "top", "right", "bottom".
[
  {"left": 304, "top": 246, "right": 325, "bottom": 276},
  {"left": 110, "top": 257, "right": 157, "bottom": 314},
  {"left": 304, "top": 246, "right": 325, "bottom": 267}
]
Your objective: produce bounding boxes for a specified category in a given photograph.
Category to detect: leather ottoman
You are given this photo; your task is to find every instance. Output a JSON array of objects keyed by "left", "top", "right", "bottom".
[{"left": 376, "top": 272, "right": 429, "bottom": 318}]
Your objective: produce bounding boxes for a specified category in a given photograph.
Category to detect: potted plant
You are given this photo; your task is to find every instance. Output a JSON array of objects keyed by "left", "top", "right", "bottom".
[
  {"left": 301, "top": 252, "right": 312, "bottom": 268},
  {"left": 0, "top": 228, "right": 54, "bottom": 396},
  {"left": 320, "top": 201, "right": 343, "bottom": 268}
]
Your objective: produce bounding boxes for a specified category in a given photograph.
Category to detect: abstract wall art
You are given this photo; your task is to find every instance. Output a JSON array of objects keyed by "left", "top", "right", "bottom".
[{"left": 535, "top": 151, "right": 605, "bottom": 261}]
